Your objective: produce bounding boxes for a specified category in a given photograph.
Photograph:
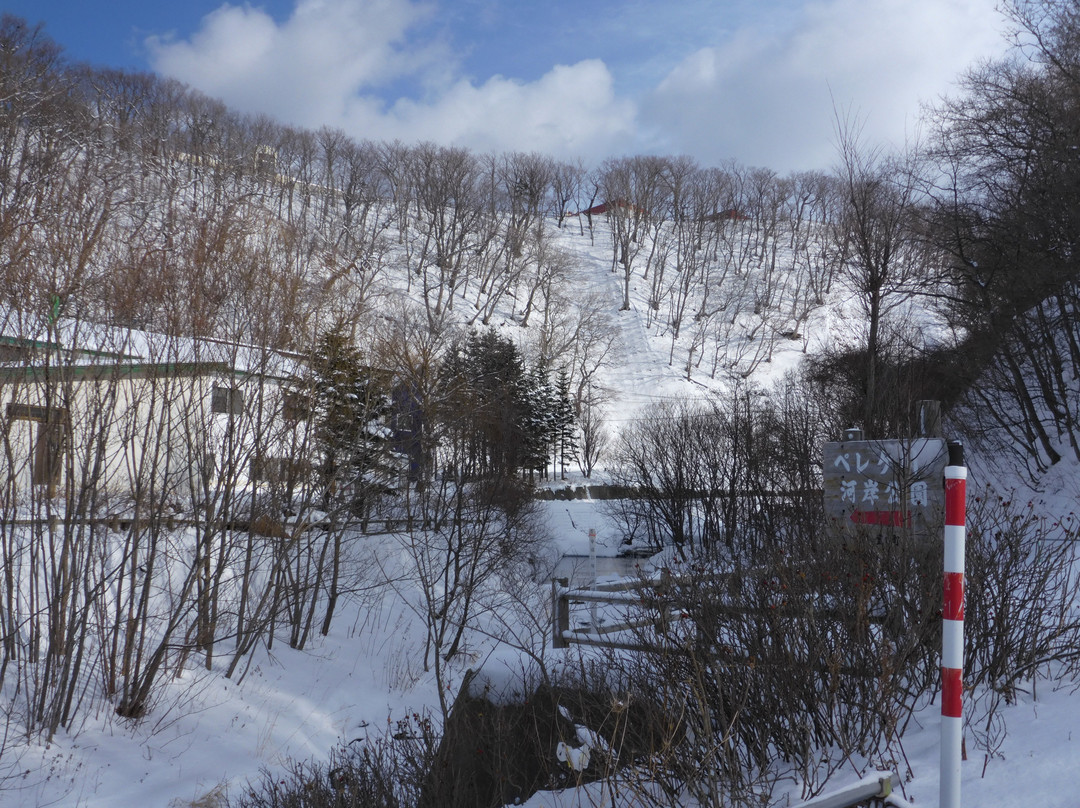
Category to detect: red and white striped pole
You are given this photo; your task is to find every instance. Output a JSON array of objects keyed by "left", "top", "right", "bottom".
[{"left": 941, "top": 441, "right": 967, "bottom": 808}]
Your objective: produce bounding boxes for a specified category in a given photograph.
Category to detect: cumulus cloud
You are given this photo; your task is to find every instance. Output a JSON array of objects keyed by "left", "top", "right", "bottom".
[
  {"left": 147, "top": 0, "right": 442, "bottom": 124},
  {"left": 147, "top": 0, "right": 637, "bottom": 161},
  {"left": 360, "top": 60, "right": 637, "bottom": 161},
  {"left": 146, "top": 0, "right": 1010, "bottom": 171},
  {"left": 642, "top": 0, "right": 1007, "bottom": 171}
]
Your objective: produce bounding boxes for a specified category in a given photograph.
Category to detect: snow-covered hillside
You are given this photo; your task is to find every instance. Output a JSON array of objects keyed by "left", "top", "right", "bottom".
[
  {"left": 4, "top": 22, "right": 1080, "bottom": 803},
  {"left": 1, "top": 212, "right": 1076, "bottom": 808}
]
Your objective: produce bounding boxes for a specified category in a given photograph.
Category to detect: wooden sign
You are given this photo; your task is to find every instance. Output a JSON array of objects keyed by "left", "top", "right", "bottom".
[{"left": 823, "top": 438, "right": 947, "bottom": 533}]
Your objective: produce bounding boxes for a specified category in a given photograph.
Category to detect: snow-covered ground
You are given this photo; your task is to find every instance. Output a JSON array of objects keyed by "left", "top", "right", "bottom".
[
  {"left": 8, "top": 493, "right": 1077, "bottom": 808},
  {"left": 2, "top": 218, "right": 1077, "bottom": 807}
]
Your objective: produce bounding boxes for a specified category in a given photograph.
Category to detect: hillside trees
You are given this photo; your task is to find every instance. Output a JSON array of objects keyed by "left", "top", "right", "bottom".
[
  {"left": 0, "top": 19, "right": 124, "bottom": 330},
  {"left": 550, "top": 157, "right": 586, "bottom": 227},
  {"left": 471, "top": 151, "right": 556, "bottom": 326},
  {"left": 600, "top": 156, "right": 664, "bottom": 310},
  {"left": 582, "top": 157, "right": 846, "bottom": 384},
  {"left": 928, "top": 0, "right": 1080, "bottom": 475},
  {"left": 409, "top": 144, "right": 489, "bottom": 323},
  {"left": 0, "top": 10, "right": 860, "bottom": 395},
  {"left": 306, "top": 133, "right": 393, "bottom": 324},
  {"left": 785, "top": 170, "right": 843, "bottom": 324}
]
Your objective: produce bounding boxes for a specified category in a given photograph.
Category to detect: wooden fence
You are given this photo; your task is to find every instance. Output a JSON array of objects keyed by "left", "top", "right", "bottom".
[
  {"left": 551, "top": 570, "right": 680, "bottom": 652},
  {"left": 551, "top": 567, "right": 887, "bottom": 664}
]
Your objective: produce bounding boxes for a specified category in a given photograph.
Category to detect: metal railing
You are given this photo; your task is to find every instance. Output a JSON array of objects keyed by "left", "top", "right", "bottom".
[
  {"left": 791, "top": 772, "right": 902, "bottom": 808},
  {"left": 551, "top": 572, "right": 678, "bottom": 652}
]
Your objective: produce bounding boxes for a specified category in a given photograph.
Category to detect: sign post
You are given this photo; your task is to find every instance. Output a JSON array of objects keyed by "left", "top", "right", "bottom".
[
  {"left": 941, "top": 442, "right": 967, "bottom": 808},
  {"left": 823, "top": 425, "right": 965, "bottom": 806},
  {"left": 589, "top": 528, "right": 598, "bottom": 628}
]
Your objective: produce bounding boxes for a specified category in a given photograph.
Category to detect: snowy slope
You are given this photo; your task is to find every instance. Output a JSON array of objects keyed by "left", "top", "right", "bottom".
[{"left": 1, "top": 216, "right": 1077, "bottom": 808}]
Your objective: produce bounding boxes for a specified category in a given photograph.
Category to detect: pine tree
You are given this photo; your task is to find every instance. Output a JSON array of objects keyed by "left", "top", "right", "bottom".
[
  {"left": 308, "top": 326, "right": 394, "bottom": 514},
  {"left": 521, "top": 365, "right": 557, "bottom": 480},
  {"left": 442, "top": 327, "right": 554, "bottom": 480},
  {"left": 553, "top": 367, "right": 578, "bottom": 480}
]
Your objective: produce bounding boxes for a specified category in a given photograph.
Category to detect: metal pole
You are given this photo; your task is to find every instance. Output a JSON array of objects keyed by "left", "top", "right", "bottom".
[
  {"left": 941, "top": 441, "right": 966, "bottom": 808},
  {"left": 589, "top": 528, "right": 598, "bottom": 628}
]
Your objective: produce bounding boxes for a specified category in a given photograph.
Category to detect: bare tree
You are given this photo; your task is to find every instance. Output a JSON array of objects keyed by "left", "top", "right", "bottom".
[
  {"left": 409, "top": 143, "right": 487, "bottom": 323},
  {"left": 927, "top": 0, "right": 1080, "bottom": 475},
  {"left": 833, "top": 114, "right": 932, "bottom": 436},
  {"left": 549, "top": 158, "right": 585, "bottom": 228},
  {"left": 599, "top": 156, "right": 666, "bottom": 310},
  {"left": 388, "top": 471, "right": 542, "bottom": 719},
  {"left": 576, "top": 393, "right": 608, "bottom": 479}
]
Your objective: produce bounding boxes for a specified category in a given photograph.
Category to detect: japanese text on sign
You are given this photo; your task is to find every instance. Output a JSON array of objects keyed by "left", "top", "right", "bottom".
[{"left": 823, "top": 439, "right": 946, "bottom": 530}]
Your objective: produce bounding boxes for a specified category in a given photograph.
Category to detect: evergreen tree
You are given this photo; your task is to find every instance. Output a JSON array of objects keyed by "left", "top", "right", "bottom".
[
  {"left": 521, "top": 365, "right": 557, "bottom": 480},
  {"left": 442, "top": 327, "right": 554, "bottom": 480},
  {"left": 552, "top": 367, "right": 578, "bottom": 480},
  {"left": 308, "top": 326, "right": 394, "bottom": 514}
]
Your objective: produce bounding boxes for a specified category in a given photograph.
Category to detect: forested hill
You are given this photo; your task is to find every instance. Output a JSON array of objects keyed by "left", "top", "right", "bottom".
[
  {"left": 7, "top": 6, "right": 1080, "bottom": 806},
  {"left": 5, "top": 7, "right": 1080, "bottom": 486},
  {"left": 1, "top": 12, "right": 843, "bottom": 393}
]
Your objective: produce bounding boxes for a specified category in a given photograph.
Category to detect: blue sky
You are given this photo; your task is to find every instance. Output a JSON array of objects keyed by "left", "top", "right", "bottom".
[{"left": 4, "top": 0, "right": 1011, "bottom": 172}]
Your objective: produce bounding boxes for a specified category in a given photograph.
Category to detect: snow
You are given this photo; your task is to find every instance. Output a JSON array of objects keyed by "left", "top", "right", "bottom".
[
  {"left": 3, "top": 594, "right": 418, "bottom": 807},
  {"left": 14, "top": 568, "right": 1078, "bottom": 807},
  {"left": 3, "top": 215, "right": 1080, "bottom": 808}
]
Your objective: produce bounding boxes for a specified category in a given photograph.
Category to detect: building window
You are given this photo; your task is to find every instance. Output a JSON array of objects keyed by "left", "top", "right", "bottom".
[
  {"left": 211, "top": 385, "right": 244, "bottom": 415},
  {"left": 33, "top": 421, "right": 65, "bottom": 487},
  {"left": 0, "top": 342, "right": 30, "bottom": 363},
  {"left": 254, "top": 145, "right": 277, "bottom": 179}
]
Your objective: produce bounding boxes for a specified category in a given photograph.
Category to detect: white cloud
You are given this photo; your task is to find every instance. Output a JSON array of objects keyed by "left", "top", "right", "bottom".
[
  {"left": 147, "top": 0, "right": 637, "bottom": 161},
  {"left": 147, "top": 0, "right": 441, "bottom": 124},
  {"left": 642, "top": 0, "right": 1008, "bottom": 171},
  {"left": 360, "top": 60, "right": 638, "bottom": 160},
  {"left": 147, "top": 0, "right": 1010, "bottom": 171}
]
